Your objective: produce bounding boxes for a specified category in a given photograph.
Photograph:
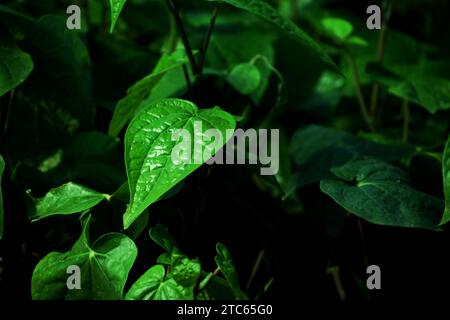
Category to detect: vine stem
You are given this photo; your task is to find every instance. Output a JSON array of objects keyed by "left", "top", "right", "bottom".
[
  {"left": 198, "top": 4, "right": 220, "bottom": 75},
  {"left": 326, "top": 266, "right": 346, "bottom": 301},
  {"left": 199, "top": 267, "right": 220, "bottom": 291},
  {"left": 0, "top": 90, "right": 15, "bottom": 154},
  {"left": 165, "top": 0, "right": 198, "bottom": 75},
  {"left": 369, "top": 0, "right": 390, "bottom": 116},
  {"left": 357, "top": 218, "right": 369, "bottom": 271},
  {"left": 344, "top": 51, "right": 375, "bottom": 132},
  {"left": 402, "top": 99, "right": 410, "bottom": 143},
  {"left": 246, "top": 249, "right": 265, "bottom": 291}
]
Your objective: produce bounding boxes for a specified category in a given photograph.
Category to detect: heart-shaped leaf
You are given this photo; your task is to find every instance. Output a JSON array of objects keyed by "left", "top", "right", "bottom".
[
  {"left": 227, "top": 63, "right": 261, "bottom": 95},
  {"left": 125, "top": 257, "right": 201, "bottom": 300},
  {"left": 149, "top": 224, "right": 180, "bottom": 255},
  {"left": 124, "top": 98, "right": 236, "bottom": 228},
  {"left": 320, "top": 158, "right": 444, "bottom": 230},
  {"left": 215, "top": 243, "right": 247, "bottom": 300},
  {"left": 28, "top": 182, "right": 109, "bottom": 222},
  {"left": 31, "top": 216, "right": 137, "bottom": 299},
  {"left": 290, "top": 125, "right": 416, "bottom": 188},
  {"left": 0, "top": 28, "right": 33, "bottom": 97}
]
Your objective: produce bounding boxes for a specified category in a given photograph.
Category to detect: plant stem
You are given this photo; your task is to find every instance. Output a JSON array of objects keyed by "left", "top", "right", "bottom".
[
  {"left": 246, "top": 249, "right": 265, "bottom": 291},
  {"left": 198, "top": 4, "right": 220, "bottom": 76},
  {"left": 166, "top": 11, "right": 178, "bottom": 53},
  {"left": 345, "top": 51, "right": 374, "bottom": 132},
  {"left": 165, "top": 0, "right": 198, "bottom": 75},
  {"left": 199, "top": 267, "right": 220, "bottom": 291},
  {"left": 182, "top": 64, "right": 192, "bottom": 91},
  {"left": 402, "top": 99, "right": 410, "bottom": 143},
  {"left": 369, "top": 0, "right": 389, "bottom": 116},
  {"left": 357, "top": 218, "right": 369, "bottom": 271},
  {"left": 0, "top": 90, "right": 14, "bottom": 154},
  {"left": 326, "top": 266, "right": 346, "bottom": 301}
]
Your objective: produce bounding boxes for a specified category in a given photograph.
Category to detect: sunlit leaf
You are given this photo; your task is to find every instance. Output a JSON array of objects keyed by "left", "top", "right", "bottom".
[
  {"left": 124, "top": 98, "right": 236, "bottom": 228},
  {"left": 28, "top": 183, "right": 109, "bottom": 222},
  {"left": 32, "top": 216, "right": 137, "bottom": 299},
  {"left": 109, "top": 0, "right": 128, "bottom": 33}
]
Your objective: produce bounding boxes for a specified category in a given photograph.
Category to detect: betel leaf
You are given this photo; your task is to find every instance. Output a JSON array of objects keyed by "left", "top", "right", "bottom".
[
  {"left": 389, "top": 74, "right": 450, "bottom": 114},
  {"left": 320, "top": 158, "right": 444, "bottom": 230},
  {"left": 109, "top": 0, "right": 128, "bottom": 33},
  {"left": 207, "top": 0, "right": 337, "bottom": 69},
  {"left": 206, "top": 30, "right": 275, "bottom": 104},
  {"left": 32, "top": 216, "right": 137, "bottom": 299},
  {"left": 149, "top": 224, "right": 180, "bottom": 255},
  {"left": 290, "top": 125, "right": 416, "bottom": 188},
  {"left": 441, "top": 136, "right": 450, "bottom": 225},
  {"left": 0, "top": 28, "right": 33, "bottom": 97},
  {"left": 28, "top": 182, "right": 109, "bottom": 222},
  {"left": 366, "top": 63, "right": 450, "bottom": 114},
  {"left": 227, "top": 63, "right": 261, "bottom": 95},
  {"left": 0, "top": 155, "right": 4, "bottom": 239},
  {"left": 125, "top": 259, "right": 201, "bottom": 300},
  {"left": 215, "top": 243, "right": 247, "bottom": 300},
  {"left": 124, "top": 98, "right": 236, "bottom": 228},
  {"left": 108, "top": 50, "right": 189, "bottom": 137},
  {"left": 321, "top": 17, "right": 353, "bottom": 40}
]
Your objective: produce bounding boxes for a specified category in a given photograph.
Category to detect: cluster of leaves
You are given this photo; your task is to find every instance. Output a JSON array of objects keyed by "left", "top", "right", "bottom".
[{"left": 0, "top": 0, "right": 449, "bottom": 300}]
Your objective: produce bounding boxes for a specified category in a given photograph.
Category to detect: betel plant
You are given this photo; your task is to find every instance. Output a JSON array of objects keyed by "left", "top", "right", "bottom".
[{"left": 0, "top": 0, "right": 449, "bottom": 300}]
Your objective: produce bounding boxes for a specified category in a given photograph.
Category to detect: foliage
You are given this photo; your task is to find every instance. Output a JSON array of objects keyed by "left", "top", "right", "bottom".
[{"left": 0, "top": 0, "right": 449, "bottom": 301}]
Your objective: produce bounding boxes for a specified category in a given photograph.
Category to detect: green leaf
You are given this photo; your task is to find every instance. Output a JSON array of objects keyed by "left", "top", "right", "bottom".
[
  {"left": 320, "top": 158, "right": 444, "bottom": 230},
  {"left": 290, "top": 125, "right": 416, "bottom": 188},
  {"left": 124, "top": 98, "right": 236, "bottom": 228},
  {"left": 208, "top": 0, "right": 337, "bottom": 69},
  {"left": 28, "top": 182, "right": 109, "bottom": 222},
  {"left": 389, "top": 74, "right": 450, "bottom": 114},
  {"left": 321, "top": 17, "right": 353, "bottom": 40},
  {"left": 227, "top": 63, "right": 261, "bottom": 95},
  {"left": 441, "top": 137, "right": 450, "bottom": 225},
  {"left": 0, "top": 28, "right": 33, "bottom": 97},
  {"left": 125, "top": 264, "right": 191, "bottom": 300},
  {"left": 171, "top": 256, "right": 202, "bottom": 288},
  {"left": 0, "top": 155, "right": 4, "bottom": 239},
  {"left": 32, "top": 216, "right": 137, "bottom": 299},
  {"left": 108, "top": 50, "right": 189, "bottom": 136},
  {"left": 206, "top": 30, "right": 275, "bottom": 104},
  {"left": 149, "top": 224, "right": 180, "bottom": 255},
  {"left": 109, "top": 0, "right": 128, "bottom": 33},
  {"left": 347, "top": 36, "right": 369, "bottom": 47},
  {"left": 367, "top": 63, "right": 450, "bottom": 114},
  {"left": 125, "top": 258, "right": 201, "bottom": 300},
  {"left": 215, "top": 243, "right": 247, "bottom": 300}
]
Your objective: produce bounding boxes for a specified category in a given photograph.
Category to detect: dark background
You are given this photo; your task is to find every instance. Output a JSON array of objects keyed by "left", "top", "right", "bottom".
[{"left": 1, "top": 0, "right": 450, "bottom": 302}]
